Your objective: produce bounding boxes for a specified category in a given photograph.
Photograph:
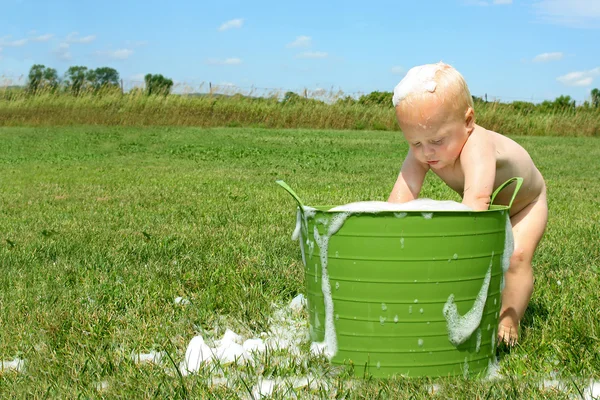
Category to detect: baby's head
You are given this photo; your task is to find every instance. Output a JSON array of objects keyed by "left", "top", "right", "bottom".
[{"left": 392, "top": 62, "right": 475, "bottom": 169}]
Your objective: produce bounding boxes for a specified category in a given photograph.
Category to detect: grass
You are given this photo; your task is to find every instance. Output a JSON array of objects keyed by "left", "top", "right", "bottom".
[
  {"left": 1, "top": 90, "right": 599, "bottom": 137},
  {"left": 0, "top": 126, "right": 598, "bottom": 398}
]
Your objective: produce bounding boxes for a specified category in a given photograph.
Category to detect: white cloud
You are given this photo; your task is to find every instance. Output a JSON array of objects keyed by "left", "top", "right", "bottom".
[
  {"left": 390, "top": 65, "right": 404, "bottom": 74},
  {"left": 557, "top": 67, "right": 600, "bottom": 86},
  {"left": 31, "top": 33, "right": 54, "bottom": 42},
  {"left": 206, "top": 57, "right": 242, "bottom": 65},
  {"left": 533, "top": 52, "right": 564, "bottom": 62},
  {"left": 533, "top": 0, "right": 600, "bottom": 28},
  {"left": 53, "top": 43, "right": 71, "bottom": 61},
  {"left": 493, "top": 0, "right": 512, "bottom": 4},
  {"left": 286, "top": 36, "right": 311, "bottom": 48},
  {"left": 96, "top": 48, "right": 133, "bottom": 60},
  {"left": 66, "top": 32, "right": 96, "bottom": 44},
  {"left": 296, "top": 51, "right": 328, "bottom": 59},
  {"left": 218, "top": 18, "right": 244, "bottom": 31},
  {"left": 0, "top": 36, "right": 28, "bottom": 47}
]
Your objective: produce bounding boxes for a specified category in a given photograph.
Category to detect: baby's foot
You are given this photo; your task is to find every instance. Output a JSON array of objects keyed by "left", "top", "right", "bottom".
[{"left": 497, "top": 324, "right": 519, "bottom": 347}]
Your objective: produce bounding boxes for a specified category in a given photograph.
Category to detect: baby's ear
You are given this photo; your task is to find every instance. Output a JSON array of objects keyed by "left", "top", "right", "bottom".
[{"left": 465, "top": 107, "right": 475, "bottom": 133}]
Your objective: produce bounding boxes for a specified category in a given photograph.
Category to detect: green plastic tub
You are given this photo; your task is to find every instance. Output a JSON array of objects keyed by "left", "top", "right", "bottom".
[{"left": 278, "top": 177, "right": 522, "bottom": 378}]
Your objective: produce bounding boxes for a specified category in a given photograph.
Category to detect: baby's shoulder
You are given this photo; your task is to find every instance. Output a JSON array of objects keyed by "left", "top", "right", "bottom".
[{"left": 461, "top": 126, "right": 496, "bottom": 155}]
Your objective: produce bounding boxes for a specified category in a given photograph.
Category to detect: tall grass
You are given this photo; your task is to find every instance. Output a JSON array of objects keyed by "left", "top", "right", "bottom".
[{"left": 1, "top": 87, "right": 599, "bottom": 136}]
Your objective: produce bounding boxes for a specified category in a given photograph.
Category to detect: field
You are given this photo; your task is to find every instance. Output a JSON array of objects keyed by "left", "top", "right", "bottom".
[
  {"left": 1, "top": 91, "right": 599, "bottom": 137},
  {"left": 0, "top": 126, "right": 599, "bottom": 398}
]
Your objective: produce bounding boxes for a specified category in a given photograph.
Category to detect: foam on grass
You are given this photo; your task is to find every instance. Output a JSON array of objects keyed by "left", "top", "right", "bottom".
[
  {"left": 0, "top": 358, "right": 25, "bottom": 373},
  {"left": 180, "top": 295, "right": 309, "bottom": 376},
  {"left": 131, "top": 351, "right": 165, "bottom": 364}
]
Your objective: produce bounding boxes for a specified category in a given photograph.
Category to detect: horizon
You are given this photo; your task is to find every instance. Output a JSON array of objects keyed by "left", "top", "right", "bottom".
[{"left": 1, "top": 0, "right": 599, "bottom": 104}]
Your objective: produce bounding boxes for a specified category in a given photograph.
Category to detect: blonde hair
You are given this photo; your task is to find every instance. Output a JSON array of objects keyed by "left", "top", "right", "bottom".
[{"left": 393, "top": 62, "right": 474, "bottom": 115}]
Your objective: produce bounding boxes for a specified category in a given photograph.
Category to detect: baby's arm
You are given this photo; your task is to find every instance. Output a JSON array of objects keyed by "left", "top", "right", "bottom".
[
  {"left": 460, "top": 134, "right": 497, "bottom": 210},
  {"left": 388, "top": 149, "right": 429, "bottom": 203}
]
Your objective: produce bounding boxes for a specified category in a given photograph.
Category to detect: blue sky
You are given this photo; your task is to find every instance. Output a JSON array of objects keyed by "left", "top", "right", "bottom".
[{"left": 1, "top": 0, "right": 599, "bottom": 103}]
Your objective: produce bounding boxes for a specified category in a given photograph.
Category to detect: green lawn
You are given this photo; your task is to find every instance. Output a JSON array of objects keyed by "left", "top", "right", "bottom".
[{"left": 0, "top": 126, "right": 598, "bottom": 398}]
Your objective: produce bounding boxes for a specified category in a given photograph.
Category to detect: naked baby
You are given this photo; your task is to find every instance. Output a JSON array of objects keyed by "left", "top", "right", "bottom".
[{"left": 388, "top": 62, "right": 548, "bottom": 345}]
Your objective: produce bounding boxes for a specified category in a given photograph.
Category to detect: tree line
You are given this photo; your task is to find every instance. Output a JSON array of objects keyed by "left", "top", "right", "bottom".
[
  {"left": 26, "top": 64, "right": 174, "bottom": 96},
  {"left": 19, "top": 64, "right": 600, "bottom": 112},
  {"left": 337, "top": 90, "right": 600, "bottom": 112}
]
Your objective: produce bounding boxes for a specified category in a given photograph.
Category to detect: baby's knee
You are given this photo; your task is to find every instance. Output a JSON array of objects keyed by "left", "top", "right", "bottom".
[{"left": 509, "top": 246, "right": 533, "bottom": 272}]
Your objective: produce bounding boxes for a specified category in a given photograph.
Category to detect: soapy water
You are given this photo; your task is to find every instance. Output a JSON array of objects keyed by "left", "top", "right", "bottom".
[{"left": 329, "top": 199, "right": 472, "bottom": 213}]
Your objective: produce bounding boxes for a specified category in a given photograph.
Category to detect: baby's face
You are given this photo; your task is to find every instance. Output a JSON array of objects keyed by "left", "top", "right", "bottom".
[{"left": 396, "top": 97, "right": 471, "bottom": 170}]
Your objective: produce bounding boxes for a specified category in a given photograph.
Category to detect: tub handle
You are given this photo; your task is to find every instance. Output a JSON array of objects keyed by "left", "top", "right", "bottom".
[
  {"left": 276, "top": 180, "right": 306, "bottom": 209},
  {"left": 490, "top": 177, "right": 523, "bottom": 209}
]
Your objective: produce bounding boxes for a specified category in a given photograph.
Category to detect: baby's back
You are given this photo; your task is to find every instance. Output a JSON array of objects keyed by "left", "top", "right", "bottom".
[{"left": 489, "top": 130, "right": 545, "bottom": 214}]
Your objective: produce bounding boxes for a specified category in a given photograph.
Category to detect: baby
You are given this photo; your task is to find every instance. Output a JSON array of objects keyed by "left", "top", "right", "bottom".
[{"left": 388, "top": 62, "right": 547, "bottom": 346}]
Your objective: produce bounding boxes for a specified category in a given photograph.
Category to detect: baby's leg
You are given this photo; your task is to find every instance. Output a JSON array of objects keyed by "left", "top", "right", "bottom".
[{"left": 498, "top": 186, "right": 548, "bottom": 345}]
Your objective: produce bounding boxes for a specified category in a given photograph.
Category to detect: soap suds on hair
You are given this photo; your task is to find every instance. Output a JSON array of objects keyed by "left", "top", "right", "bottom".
[{"left": 392, "top": 64, "right": 441, "bottom": 107}]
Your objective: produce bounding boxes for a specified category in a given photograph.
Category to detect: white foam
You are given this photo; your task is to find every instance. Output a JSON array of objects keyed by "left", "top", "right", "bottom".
[
  {"left": 501, "top": 213, "right": 513, "bottom": 274},
  {"left": 312, "top": 212, "right": 351, "bottom": 359},
  {"left": 329, "top": 199, "right": 472, "bottom": 213},
  {"left": 131, "top": 351, "right": 165, "bottom": 364},
  {"left": 584, "top": 380, "right": 600, "bottom": 400},
  {"left": 485, "top": 357, "right": 502, "bottom": 380},
  {"left": 0, "top": 358, "right": 25, "bottom": 373},
  {"left": 181, "top": 296, "right": 310, "bottom": 375},
  {"left": 180, "top": 335, "right": 214, "bottom": 376},
  {"left": 253, "top": 379, "right": 277, "bottom": 398},
  {"left": 392, "top": 64, "right": 441, "bottom": 106},
  {"left": 476, "top": 328, "right": 482, "bottom": 353},
  {"left": 443, "top": 263, "right": 492, "bottom": 346},
  {"left": 501, "top": 213, "right": 514, "bottom": 291},
  {"left": 289, "top": 294, "right": 307, "bottom": 312},
  {"left": 540, "top": 379, "right": 569, "bottom": 392},
  {"left": 243, "top": 338, "right": 266, "bottom": 353},
  {"left": 96, "top": 380, "right": 109, "bottom": 392},
  {"left": 174, "top": 296, "right": 190, "bottom": 305}
]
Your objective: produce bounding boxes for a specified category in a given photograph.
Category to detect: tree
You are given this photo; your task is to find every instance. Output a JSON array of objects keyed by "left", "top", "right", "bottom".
[
  {"left": 591, "top": 88, "right": 600, "bottom": 108},
  {"left": 144, "top": 74, "right": 173, "bottom": 96},
  {"left": 91, "top": 67, "right": 120, "bottom": 90},
  {"left": 552, "top": 95, "right": 576, "bottom": 111},
  {"left": 64, "top": 66, "right": 89, "bottom": 95},
  {"left": 358, "top": 91, "right": 393, "bottom": 107},
  {"left": 27, "top": 64, "right": 59, "bottom": 94}
]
